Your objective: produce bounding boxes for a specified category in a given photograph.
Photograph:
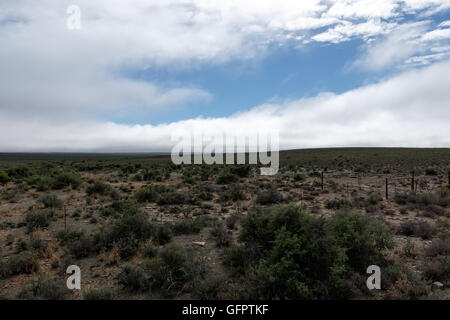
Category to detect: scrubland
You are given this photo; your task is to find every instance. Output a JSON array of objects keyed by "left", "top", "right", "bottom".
[{"left": 0, "top": 148, "right": 449, "bottom": 300}]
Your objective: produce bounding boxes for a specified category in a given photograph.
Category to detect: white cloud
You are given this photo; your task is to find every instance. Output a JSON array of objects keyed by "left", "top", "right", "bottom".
[
  {"left": 431, "top": 45, "right": 450, "bottom": 52},
  {"left": 326, "top": 0, "right": 399, "bottom": 19},
  {"left": 1, "top": 61, "right": 449, "bottom": 151},
  {"left": 353, "top": 20, "right": 450, "bottom": 71},
  {"left": 352, "top": 22, "right": 429, "bottom": 71},
  {"left": 422, "top": 27, "right": 450, "bottom": 41},
  {"left": 402, "top": 0, "right": 450, "bottom": 13},
  {"left": 1, "top": 1, "right": 449, "bottom": 67},
  {"left": 312, "top": 19, "right": 396, "bottom": 43},
  {"left": 1, "top": 1, "right": 450, "bottom": 151},
  {"left": 405, "top": 51, "right": 450, "bottom": 65},
  {"left": 438, "top": 20, "right": 450, "bottom": 27}
]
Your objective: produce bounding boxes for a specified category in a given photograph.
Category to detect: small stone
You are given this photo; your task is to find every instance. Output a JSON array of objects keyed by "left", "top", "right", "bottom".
[
  {"left": 431, "top": 282, "right": 444, "bottom": 291},
  {"left": 192, "top": 241, "right": 206, "bottom": 247}
]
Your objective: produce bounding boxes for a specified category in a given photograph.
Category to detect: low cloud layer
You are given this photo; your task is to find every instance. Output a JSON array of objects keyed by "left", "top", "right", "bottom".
[{"left": 1, "top": 61, "right": 449, "bottom": 152}]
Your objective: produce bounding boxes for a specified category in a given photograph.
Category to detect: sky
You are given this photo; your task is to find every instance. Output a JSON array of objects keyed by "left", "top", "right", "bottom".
[{"left": 0, "top": 0, "right": 449, "bottom": 152}]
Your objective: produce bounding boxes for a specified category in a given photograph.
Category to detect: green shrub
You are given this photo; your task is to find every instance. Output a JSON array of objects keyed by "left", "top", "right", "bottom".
[
  {"left": 0, "top": 251, "right": 38, "bottom": 278},
  {"left": 382, "top": 263, "right": 407, "bottom": 288},
  {"left": 109, "top": 189, "right": 120, "bottom": 200},
  {"left": 93, "top": 211, "right": 154, "bottom": 259},
  {"left": 226, "top": 215, "right": 239, "bottom": 230},
  {"left": 147, "top": 243, "right": 193, "bottom": 293},
  {"left": 437, "top": 187, "right": 449, "bottom": 198},
  {"left": 197, "top": 189, "right": 213, "bottom": 201},
  {"left": 117, "top": 265, "right": 147, "bottom": 292},
  {"left": 329, "top": 212, "right": 394, "bottom": 272},
  {"left": 210, "top": 223, "right": 231, "bottom": 247},
  {"left": 154, "top": 224, "right": 173, "bottom": 245},
  {"left": 72, "top": 209, "right": 81, "bottom": 218},
  {"left": 249, "top": 229, "right": 349, "bottom": 299},
  {"left": 86, "top": 181, "right": 111, "bottom": 196},
  {"left": 157, "top": 191, "right": 186, "bottom": 205},
  {"left": 425, "top": 168, "right": 438, "bottom": 176},
  {"left": 7, "top": 166, "right": 31, "bottom": 179},
  {"left": 119, "top": 185, "right": 131, "bottom": 193},
  {"left": 230, "top": 165, "right": 251, "bottom": 178},
  {"left": 28, "top": 238, "right": 47, "bottom": 253},
  {"left": 15, "top": 239, "right": 28, "bottom": 253},
  {"left": 111, "top": 199, "right": 139, "bottom": 215},
  {"left": 117, "top": 235, "right": 139, "bottom": 260},
  {"left": 182, "top": 175, "right": 196, "bottom": 184},
  {"left": 33, "top": 177, "right": 54, "bottom": 191},
  {"left": 255, "top": 188, "right": 283, "bottom": 205},
  {"left": 216, "top": 172, "right": 239, "bottom": 184},
  {"left": 367, "top": 193, "right": 383, "bottom": 205},
  {"left": 136, "top": 185, "right": 193, "bottom": 205},
  {"left": 172, "top": 219, "right": 202, "bottom": 235},
  {"left": 34, "top": 277, "right": 65, "bottom": 300},
  {"left": 143, "top": 246, "right": 158, "bottom": 259},
  {"left": 394, "top": 192, "right": 413, "bottom": 205},
  {"left": 56, "top": 228, "right": 84, "bottom": 244},
  {"left": 325, "top": 198, "right": 351, "bottom": 210},
  {"left": 234, "top": 205, "right": 393, "bottom": 299},
  {"left": 6, "top": 233, "right": 14, "bottom": 245},
  {"left": 69, "top": 235, "right": 93, "bottom": 259},
  {"left": 39, "top": 194, "right": 63, "bottom": 208},
  {"left": 28, "top": 176, "right": 53, "bottom": 191},
  {"left": 52, "top": 173, "right": 82, "bottom": 189},
  {"left": 382, "top": 263, "right": 428, "bottom": 298},
  {"left": 0, "top": 171, "right": 11, "bottom": 185},
  {"left": 83, "top": 288, "right": 114, "bottom": 300},
  {"left": 309, "top": 171, "right": 320, "bottom": 177},
  {"left": 110, "top": 212, "right": 153, "bottom": 242},
  {"left": 142, "top": 169, "right": 163, "bottom": 181},
  {"left": 229, "top": 184, "right": 246, "bottom": 201},
  {"left": 219, "top": 184, "right": 246, "bottom": 202},
  {"left": 195, "top": 277, "right": 223, "bottom": 300},
  {"left": 25, "top": 210, "right": 51, "bottom": 232},
  {"left": 224, "top": 245, "right": 261, "bottom": 275},
  {"left": 135, "top": 187, "right": 158, "bottom": 203},
  {"left": 100, "top": 207, "right": 116, "bottom": 217}
]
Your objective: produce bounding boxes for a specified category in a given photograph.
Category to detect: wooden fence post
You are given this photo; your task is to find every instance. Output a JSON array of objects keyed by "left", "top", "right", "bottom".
[
  {"left": 411, "top": 171, "right": 415, "bottom": 192},
  {"left": 321, "top": 171, "right": 324, "bottom": 190},
  {"left": 385, "top": 178, "right": 388, "bottom": 200},
  {"left": 64, "top": 205, "right": 67, "bottom": 231}
]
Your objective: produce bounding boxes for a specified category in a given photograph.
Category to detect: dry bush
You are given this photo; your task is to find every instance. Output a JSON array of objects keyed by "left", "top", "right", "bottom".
[
  {"left": 398, "top": 221, "right": 437, "bottom": 239},
  {"left": 425, "top": 238, "right": 450, "bottom": 257}
]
